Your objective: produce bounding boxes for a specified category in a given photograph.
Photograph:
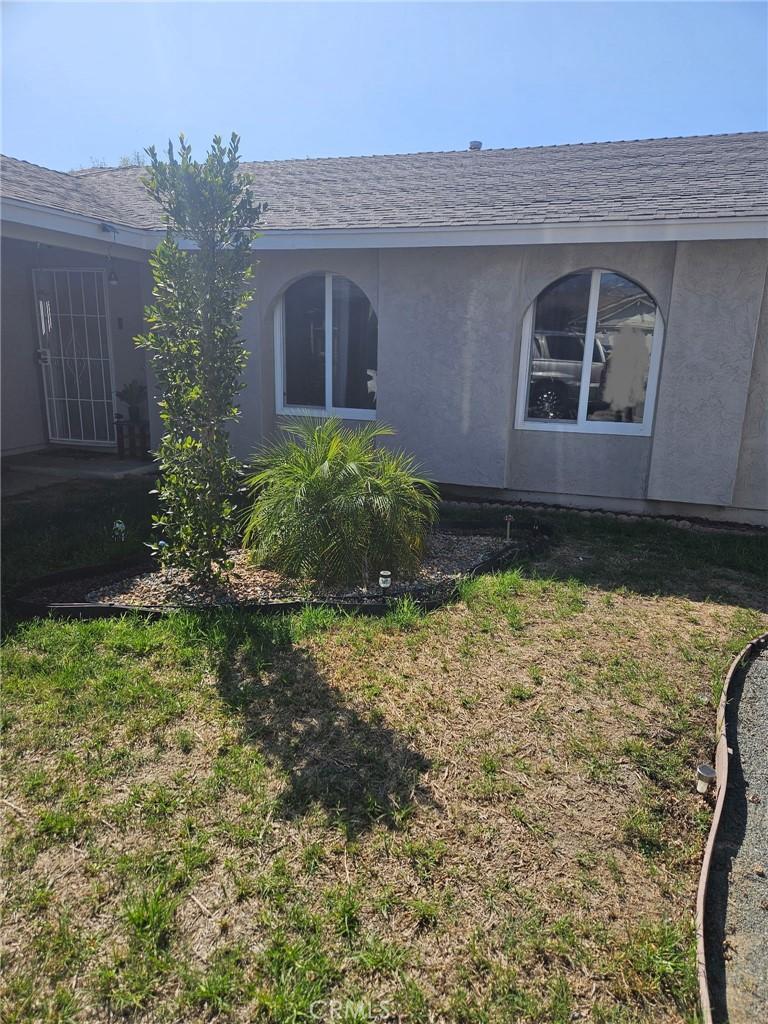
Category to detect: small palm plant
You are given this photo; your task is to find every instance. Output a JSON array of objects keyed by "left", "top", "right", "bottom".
[{"left": 242, "top": 419, "right": 439, "bottom": 588}]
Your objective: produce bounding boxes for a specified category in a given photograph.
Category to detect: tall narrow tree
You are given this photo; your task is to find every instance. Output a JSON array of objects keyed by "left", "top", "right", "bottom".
[{"left": 136, "top": 134, "right": 265, "bottom": 580}]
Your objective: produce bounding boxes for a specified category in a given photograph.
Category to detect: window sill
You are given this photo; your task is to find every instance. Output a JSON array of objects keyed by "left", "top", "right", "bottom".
[
  {"left": 515, "top": 419, "right": 651, "bottom": 437},
  {"left": 278, "top": 406, "right": 377, "bottom": 421}
]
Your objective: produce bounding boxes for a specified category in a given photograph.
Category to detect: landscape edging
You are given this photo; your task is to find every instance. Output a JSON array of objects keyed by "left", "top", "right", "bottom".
[
  {"left": 8, "top": 530, "right": 549, "bottom": 621},
  {"left": 696, "top": 630, "right": 768, "bottom": 1024}
]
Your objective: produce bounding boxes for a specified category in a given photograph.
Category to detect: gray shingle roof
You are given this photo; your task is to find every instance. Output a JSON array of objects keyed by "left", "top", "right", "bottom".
[
  {"left": 1, "top": 156, "right": 136, "bottom": 226},
  {"left": 3, "top": 132, "right": 767, "bottom": 232}
]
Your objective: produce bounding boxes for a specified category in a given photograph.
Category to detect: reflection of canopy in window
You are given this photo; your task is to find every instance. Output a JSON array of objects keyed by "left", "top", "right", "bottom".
[
  {"left": 276, "top": 273, "right": 378, "bottom": 417},
  {"left": 517, "top": 269, "right": 663, "bottom": 435}
]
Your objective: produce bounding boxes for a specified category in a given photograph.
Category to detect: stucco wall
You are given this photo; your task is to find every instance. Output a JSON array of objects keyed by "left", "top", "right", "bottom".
[
  {"left": 1, "top": 237, "right": 47, "bottom": 453},
  {"left": 376, "top": 246, "right": 515, "bottom": 485},
  {"left": 0, "top": 236, "right": 147, "bottom": 455},
  {"left": 647, "top": 240, "right": 768, "bottom": 505},
  {"left": 4, "top": 231, "right": 765, "bottom": 521},
  {"left": 733, "top": 264, "right": 768, "bottom": 511},
  {"left": 243, "top": 242, "right": 676, "bottom": 495},
  {"left": 236, "top": 239, "right": 766, "bottom": 517}
]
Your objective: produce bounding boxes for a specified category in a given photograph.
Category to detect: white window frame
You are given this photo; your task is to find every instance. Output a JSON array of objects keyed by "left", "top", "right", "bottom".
[
  {"left": 274, "top": 272, "right": 377, "bottom": 420},
  {"left": 514, "top": 268, "right": 664, "bottom": 437}
]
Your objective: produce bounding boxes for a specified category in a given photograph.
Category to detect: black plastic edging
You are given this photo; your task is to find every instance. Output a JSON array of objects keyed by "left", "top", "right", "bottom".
[{"left": 9, "top": 533, "right": 548, "bottom": 622}]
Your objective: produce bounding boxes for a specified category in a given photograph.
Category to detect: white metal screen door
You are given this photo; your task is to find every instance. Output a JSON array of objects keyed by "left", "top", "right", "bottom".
[{"left": 33, "top": 269, "right": 116, "bottom": 445}]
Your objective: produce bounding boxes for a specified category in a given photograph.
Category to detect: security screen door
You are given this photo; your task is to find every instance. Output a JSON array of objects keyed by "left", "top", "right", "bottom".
[{"left": 33, "top": 269, "right": 116, "bottom": 445}]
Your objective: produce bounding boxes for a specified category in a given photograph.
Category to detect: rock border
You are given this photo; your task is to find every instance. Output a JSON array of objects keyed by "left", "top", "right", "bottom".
[
  {"left": 697, "top": 630, "right": 768, "bottom": 1024},
  {"left": 8, "top": 525, "right": 550, "bottom": 621}
]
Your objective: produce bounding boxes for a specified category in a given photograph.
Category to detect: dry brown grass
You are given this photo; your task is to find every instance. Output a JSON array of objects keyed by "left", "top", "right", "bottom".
[{"left": 2, "top": 515, "right": 766, "bottom": 1023}]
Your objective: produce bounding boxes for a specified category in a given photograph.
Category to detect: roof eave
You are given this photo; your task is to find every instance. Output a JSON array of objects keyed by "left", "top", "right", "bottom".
[
  {"left": 2, "top": 195, "right": 766, "bottom": 251},
  {"left": 252, "top": 218, "right": 768, "bottom": 249},
  {"left": 1, "top": 196, "right": 159, "bottom": 251}
]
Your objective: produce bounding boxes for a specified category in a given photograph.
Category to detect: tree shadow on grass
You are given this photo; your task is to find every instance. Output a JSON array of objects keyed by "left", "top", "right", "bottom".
[{"left": 207, "top": 613, "right": 433, "bottom": 839}]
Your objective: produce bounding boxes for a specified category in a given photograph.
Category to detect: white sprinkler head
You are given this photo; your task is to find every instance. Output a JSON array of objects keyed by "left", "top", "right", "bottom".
[{"left": 696, "top": 763, "right": 717, "bottom": 794}]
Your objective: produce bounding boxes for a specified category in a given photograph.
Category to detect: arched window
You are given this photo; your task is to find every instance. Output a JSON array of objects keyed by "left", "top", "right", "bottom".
[
  {"left": 515, "top": 269, "right": 663, "bottom": 435},
  {"left": 274, "top": 273, "right": 378, "bottom": 418}
]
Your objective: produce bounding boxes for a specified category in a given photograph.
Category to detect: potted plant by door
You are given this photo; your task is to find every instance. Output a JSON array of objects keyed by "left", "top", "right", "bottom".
[
  {"left": 114, "top": 379, "right": 150, "bottom": 458},
  {"left": 116, "top": 379, "right": 148, "bottom": 424}
]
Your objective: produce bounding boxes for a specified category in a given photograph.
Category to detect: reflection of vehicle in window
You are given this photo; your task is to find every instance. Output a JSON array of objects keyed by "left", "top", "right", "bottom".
[{"left": 528, "top": 332, "right": 606, "bottom": 420}]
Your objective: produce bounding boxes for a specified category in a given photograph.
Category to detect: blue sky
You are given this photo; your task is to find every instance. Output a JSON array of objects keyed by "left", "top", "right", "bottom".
[{"left": 3, "top": 1, "right": 766, "bottom": 170}]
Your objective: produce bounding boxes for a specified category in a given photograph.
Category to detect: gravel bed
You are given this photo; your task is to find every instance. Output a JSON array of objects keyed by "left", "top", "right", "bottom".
[
  {"left": 16, "top": 563, "right": 154, "bottom": 606},
  {"left": 85, "top": 532, "right": 508, "bottom": 609},
  {"left": 707, "top": 647, "right": 768, "bottom": 1024}
]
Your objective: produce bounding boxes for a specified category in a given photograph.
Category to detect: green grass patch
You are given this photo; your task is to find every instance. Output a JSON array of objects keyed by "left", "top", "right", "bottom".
[{"left": 2, "top": 484, "right": 767, "bottom": 1022}]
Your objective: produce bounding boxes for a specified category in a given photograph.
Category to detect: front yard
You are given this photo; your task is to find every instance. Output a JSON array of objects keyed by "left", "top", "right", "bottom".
[{"left": 2, "top": 485, "right": 767, "bottom": 1022}]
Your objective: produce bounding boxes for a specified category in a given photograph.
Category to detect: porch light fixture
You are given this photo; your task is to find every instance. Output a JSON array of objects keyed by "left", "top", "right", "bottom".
[{"left": 696, "top": 763, "right": 716, "bottom": 794}]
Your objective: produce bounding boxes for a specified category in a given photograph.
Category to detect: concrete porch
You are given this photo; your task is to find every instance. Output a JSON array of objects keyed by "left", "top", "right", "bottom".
[{"left": 2, "top": 448, "right": 156, "bottom": 497}]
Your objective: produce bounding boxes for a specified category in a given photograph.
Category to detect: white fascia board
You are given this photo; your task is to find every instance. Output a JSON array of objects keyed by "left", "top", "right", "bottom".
[
  {"left": 1, "top": 196, "right": 158, "bottom": 250},
  {"left": 2, "top": 195, "right": 766, "bottom": 252},
  {"left": 252, "top": 217, "right": 768, "bottom": 249}
]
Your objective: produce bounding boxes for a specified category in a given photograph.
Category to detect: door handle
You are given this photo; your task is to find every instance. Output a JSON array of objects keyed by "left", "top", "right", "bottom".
[{"left": 36, "top": 349, "right": 51, "bottom": 366}]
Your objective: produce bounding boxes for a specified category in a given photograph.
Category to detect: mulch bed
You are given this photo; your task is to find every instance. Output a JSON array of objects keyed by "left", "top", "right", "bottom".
[
  {"left": 12, "top": 527, "right": 544, "bottom": 617},
  {"left": 85, "top": 532, "right": 506, "bottom": 608}
]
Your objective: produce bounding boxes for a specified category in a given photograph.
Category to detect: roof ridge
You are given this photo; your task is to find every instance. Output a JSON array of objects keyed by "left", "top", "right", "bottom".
[
  {"left": 0, "top": 155, "right": 148, "bottom": 180},
  {"left": 9, "top": 129, "right": 764, "bottom": 177},
  {"left": 236, "top": 130, "right": 768, "bottom": 167},
  {"left": 72, "top": 164, "right": 148, "bottom": 176},
  {"left": 0, "top": 153, "right": 85, "bottom": 180}
]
